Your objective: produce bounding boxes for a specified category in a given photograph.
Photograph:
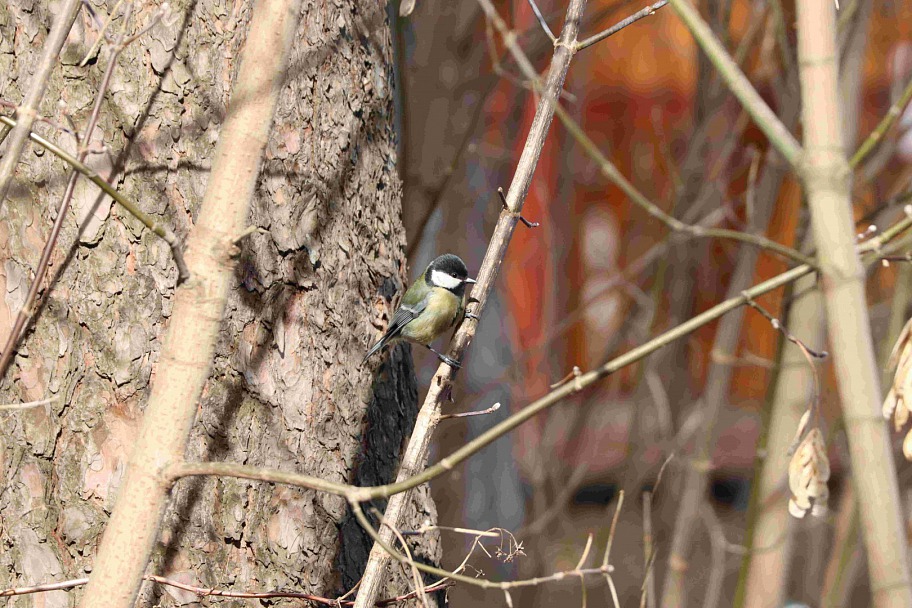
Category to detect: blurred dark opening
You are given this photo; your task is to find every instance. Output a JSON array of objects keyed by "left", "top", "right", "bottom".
[{"left": 572, "top": 482, "right": 618, "bottom": 506}]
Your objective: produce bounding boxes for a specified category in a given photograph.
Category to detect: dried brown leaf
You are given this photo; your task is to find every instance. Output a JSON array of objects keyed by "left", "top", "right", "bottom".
[{"left": 788, "top": 428, "right": 829, "bottom": 518}]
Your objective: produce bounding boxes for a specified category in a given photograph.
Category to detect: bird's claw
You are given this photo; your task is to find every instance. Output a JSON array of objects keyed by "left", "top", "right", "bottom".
[
  {"left": 440, "top": 355, "right": 461, "bottom": 370},
  {"left": 427, "top": 345, "right": 461, "bottom": 370}
]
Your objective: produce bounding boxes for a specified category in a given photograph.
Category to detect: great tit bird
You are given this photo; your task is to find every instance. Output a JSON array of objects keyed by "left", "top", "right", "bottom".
[{"left": 364, "top": 254, "right": 476, "bottom": 369}]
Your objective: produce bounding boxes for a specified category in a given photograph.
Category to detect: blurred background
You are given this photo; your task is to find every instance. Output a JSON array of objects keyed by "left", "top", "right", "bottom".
[{"left": 391, "top": 0, "right": 912, "bottom": 606}]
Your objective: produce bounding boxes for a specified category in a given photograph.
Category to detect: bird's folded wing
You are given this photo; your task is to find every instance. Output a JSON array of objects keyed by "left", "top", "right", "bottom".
[{"left": 385, "top": 297, "right": 428, "bottom": 340}]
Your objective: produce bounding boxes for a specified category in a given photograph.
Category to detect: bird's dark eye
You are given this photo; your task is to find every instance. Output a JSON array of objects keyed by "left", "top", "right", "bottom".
[{"left": 452, "top": 272, "right": 458, "bottom": 278}]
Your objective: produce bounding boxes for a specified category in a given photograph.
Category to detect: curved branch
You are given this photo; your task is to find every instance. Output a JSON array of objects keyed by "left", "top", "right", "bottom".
[{"left": 168, "top": 207, "right": 912, "bottom": 504}]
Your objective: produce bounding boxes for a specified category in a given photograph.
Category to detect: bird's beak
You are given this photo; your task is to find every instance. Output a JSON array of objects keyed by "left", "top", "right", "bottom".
[{"left": 465, "top": 277, "right": 477, "bottom": 285}]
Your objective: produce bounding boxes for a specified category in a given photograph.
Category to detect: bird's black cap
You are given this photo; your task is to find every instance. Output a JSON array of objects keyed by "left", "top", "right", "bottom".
[{"left": 429, "top": 254, "right": 469, "bottom": 279}]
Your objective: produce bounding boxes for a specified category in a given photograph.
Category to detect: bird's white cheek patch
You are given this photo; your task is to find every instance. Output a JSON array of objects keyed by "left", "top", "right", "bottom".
[{"left": 431, "top": 270, "right": 462, "bottom": 290}]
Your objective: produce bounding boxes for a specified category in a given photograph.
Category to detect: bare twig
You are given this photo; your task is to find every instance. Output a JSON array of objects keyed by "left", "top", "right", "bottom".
[
  {"left": 498, "top": 186, "right": 539, "bottom": 228},
  {"left": 744, "top": 297, "right": 828, "bottom": 359},
  {"left": 350, "top": 502, "right": 614, "bottom": 592},
  {"left": 641, "top": 492, "right": 655, "bottom": 608},
  {"left": 400, "top": 525, "right": 500, "bottom": 538},
  {"left": 851, "top": 75, "right": 912, "bottom": 168},
  {"left": 483, "top": 21, "right": 576, "bottom": 104},
  {"left": 653, "top": 453, "right": 674, "bottom": 492},
  {"left": 641, "top": 550, "right": 659, "bottom": 594},
  {"left": 0, "top": 0, "right": 82, "bottom": 211},
  {"left": 606, "top": 573, "right": 621, "bottom": 608},
  {"left": 820, "top": 486, "right": 862, "bottom": 608},
  {"left": 0, "top": 577, "right": 90, "bottom": 597},
  {"left": 526, "top": 0, "right": 557, "bottom": 42},
  {"left": 576, "top": 1, "right": 668, "bottom": 51},
  {"left": 701, "top": 505, "right": 727, "bottom": 608},
  {"left": 79, "top": 0, "right": 128, "bottom": 66},
  {"left": 601, "top": 490, "right": 624, "bottom": 570},
  {"left": 646, "top": 463, "right": 691, "bottom": 608},
  {"left": 0, "top": 396, "right": 59, "bottom": 411},
  {"left": 439, "top": 402, "right": 501, "bottom": 420},
  {"left": 881, "top": 253, "right": 912, "bottom": 265},
  {"left": 549, "top": 365, "right": 583, "bottom": 390},
  {"left": 117, "top": 5, "right": 171, "bottom": 49},
  {"left": 577, "top": 533, "right": 594, "bottom": 608},
  {"left": 371, "top": 508, "right": 429, "bottom": 608},
  {"left": 0, "top": 100, "right": 77, "bottom": 137},
  {"left": 0, "top": 121, "right": 11, "bottom": 145}
]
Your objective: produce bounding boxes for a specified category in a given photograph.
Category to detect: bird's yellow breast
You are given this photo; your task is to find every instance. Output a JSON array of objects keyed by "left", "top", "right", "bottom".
[{"left": 404, "top": 288, "right": 462, "bottom": 345}]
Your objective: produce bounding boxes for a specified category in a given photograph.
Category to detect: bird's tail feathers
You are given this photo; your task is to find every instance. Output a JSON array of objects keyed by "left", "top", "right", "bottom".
[{"left": 362, "top": 336, "right": 389, "bottom": 364}]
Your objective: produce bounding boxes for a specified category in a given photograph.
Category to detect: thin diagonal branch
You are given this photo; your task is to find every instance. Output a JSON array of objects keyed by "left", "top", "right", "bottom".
[
  {"left": 0, "top": 396, "right": 58, "bottom": 411},
  {"left": 339, "top": 0, "right": 590, "bottom": 603},
  {"left": 78, "top": 0, "right": 128, "bottom": 66},
  {"left": 850, "top": 75, "right": 912, "bottom": 169},
  {"left": 526, "top": 0, "right": 557, "bottom": 42},
  {"left": 576, "top": 1, "right": 668, "bottom": 52},
  {"left": 667, "top": 0, "right": 803, "bottom": 169},
  {"left": 0, "top": 121, "right": 11, "bottom": 145},
  {"left": 0, "top": 0, "right": 82, "bottom": 211},
  {"left": 0, "top": 115, "right": 188, "bottom": 279},
  {"left": 744, "top": 297, "right": 827, "bottom": 359}
]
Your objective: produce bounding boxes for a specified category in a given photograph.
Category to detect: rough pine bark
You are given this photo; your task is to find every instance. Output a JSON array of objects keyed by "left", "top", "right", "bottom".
[{"left": 0, "top": 0, "right": 439, "bottom": 605}]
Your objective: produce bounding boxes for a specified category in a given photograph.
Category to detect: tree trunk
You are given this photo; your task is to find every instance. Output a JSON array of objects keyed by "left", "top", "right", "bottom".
[{"left": 0, "top": 0, "right": 438, "bottom": 604}]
